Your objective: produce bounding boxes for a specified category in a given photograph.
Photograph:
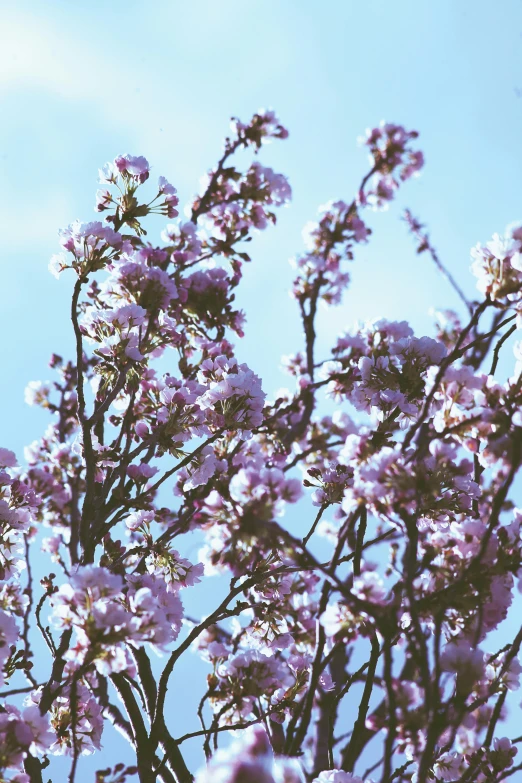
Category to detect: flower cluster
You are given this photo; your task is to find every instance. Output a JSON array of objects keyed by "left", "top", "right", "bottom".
[
  {"left": 360, "top": 121, "right": 424, "bottom": 209},
  {"left": 291, "top": 200, "right": 369, "bottom": 305},
  {"left": 195, "top": 726, "right": 304, "bottom": 783},
  {"left": 195, "top": 726, "right": 373, "bottom": 783},
  {"left": 0, "top": 704, "right": 52, "bottom": 776},
  {"left": 50, "top": 566, "right": 183, "bottom": 674},
  {"left": 470, "top": 222, "right": 522, "bottom": 302},
  {"left": 328, "top": 319, "right": 446, "bottom": 424},
  {"left": 341, "top": 440, "right": 479, "bottom": 526},
  {"left": 49, "top": 220, "right": 128, "bottom": 278},
  {"left": 196, "top": 356, "right": 266, "bottom": 433},
  {"left": 0, "top": 448, "right": 39, "bottom": 581}
]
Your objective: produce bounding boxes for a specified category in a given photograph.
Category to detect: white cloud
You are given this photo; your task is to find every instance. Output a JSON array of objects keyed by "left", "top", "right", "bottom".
[
  {"left": 1, "top": 12, "right": 111, "bottom": 100},
  {"left": 0, "top": 9, "right": 207, "bottom": 141}
]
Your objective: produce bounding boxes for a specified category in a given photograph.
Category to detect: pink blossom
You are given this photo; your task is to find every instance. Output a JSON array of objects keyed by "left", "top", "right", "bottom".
[
  {"left": 114, "top": 154, "right": 150, "bottom": 183},
  {"left": 313, "top": 772, "right": 366, "bottom": 783},
  {"left": 9, "top": 109, "right": 522, "bottom": 782},
  {"left": 440, "top": 640, "right": 484, "bottom": 681},
  {"left": 0, "top": 448, "right": 17, "bottom": 468}
]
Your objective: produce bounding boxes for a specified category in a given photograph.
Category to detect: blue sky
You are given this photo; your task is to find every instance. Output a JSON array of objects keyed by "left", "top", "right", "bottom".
[{"left": 1, "top": 0, "right": 522, "bottom": 776}]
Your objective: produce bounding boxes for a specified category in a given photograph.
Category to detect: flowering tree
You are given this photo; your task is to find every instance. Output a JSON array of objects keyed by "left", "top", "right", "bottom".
[{"left": 1, "top": 109, "right": 522, "bottom": 783}]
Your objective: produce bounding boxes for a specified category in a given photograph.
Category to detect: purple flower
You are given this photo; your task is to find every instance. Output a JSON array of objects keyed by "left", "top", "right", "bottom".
[
  {"left": 158, "top": 176, "right": 177, "bottom": 196},
  {"left": 0, "top": 447, "right": 17, "bottom": 468},
  {"left": 114, "top": 154, "right": 150, "bottom": 183}
]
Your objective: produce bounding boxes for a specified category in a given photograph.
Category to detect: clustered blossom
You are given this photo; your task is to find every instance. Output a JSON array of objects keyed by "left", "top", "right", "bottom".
[
  {"left": 195, "top": 726, "right": 304, "bottom": 783},
  {"left": 29, "top": 683, "right": 104, "bottom": 757},
  {"left": 49, "top": 220, "right": 128, "bottom": 278},
  {"left": 314, "top": 773, "right": 369, "bottom": 783},
  {"left": 341, "top": 440, "right": 480, "bottom": 526},
  {"left": 0, "top": 448, "right": 39, "bottom": 582},
  {"left": 440, "top": 638, "right": 485, "bottom": 680},
  {"left": 195, "top": 726, "right": 373, "bottom": 783},
  {"left": 3, "top": 109, "right": 522, "bottom": 783},
  {"left": 360, "top": 121, "right": 424, "bottom": 209},
  {"left": 0, "top": 704, "right": 53, "bottom": 776},
  {"left": 200, "top": 160, "right": 291, "bottom": 240},
  {"left": 425, "top": 363, "right": 521, "bottom": 467},
  {"left": 209, "top": 649, "right": 295, "bottom": 722},
  {"left": 50, "top": 566, "right": 184, "bottom": 673},
  {"left": 327, "top": 319, "right": 447, "bottom": 424},
  {"left": 229, "top": 466, "right": 302, "bottom": 514},
  {"left": 291, "top": 200, "right": 370, "bottom": 306},
  {"left": 470, "top": 222, "right": 522, "bottom": 302},
  {"left": 428, "top": 739, "right": 518, "bottom": 783},
  {"left": 305, "top": 463, "right": 352, "bottom": 507},
  {"left": 0, "top": 609, "right": 19, "bottom": 686},
  {"left": 196, "top": 356, "right": 266, "bottom": 433},
  {"left": 230, "top": 109, "right": 289, "bottom": 147}
]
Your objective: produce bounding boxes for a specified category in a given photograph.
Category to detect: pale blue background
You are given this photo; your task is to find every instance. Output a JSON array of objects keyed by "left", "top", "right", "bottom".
[{"left": 1, "top": 0, "right": 522, "bottom": 778}]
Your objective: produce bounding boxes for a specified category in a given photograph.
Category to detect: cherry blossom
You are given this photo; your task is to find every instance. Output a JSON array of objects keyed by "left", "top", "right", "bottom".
[{"left": 2, "top": 108, "right": 522, "bottom": 783}]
